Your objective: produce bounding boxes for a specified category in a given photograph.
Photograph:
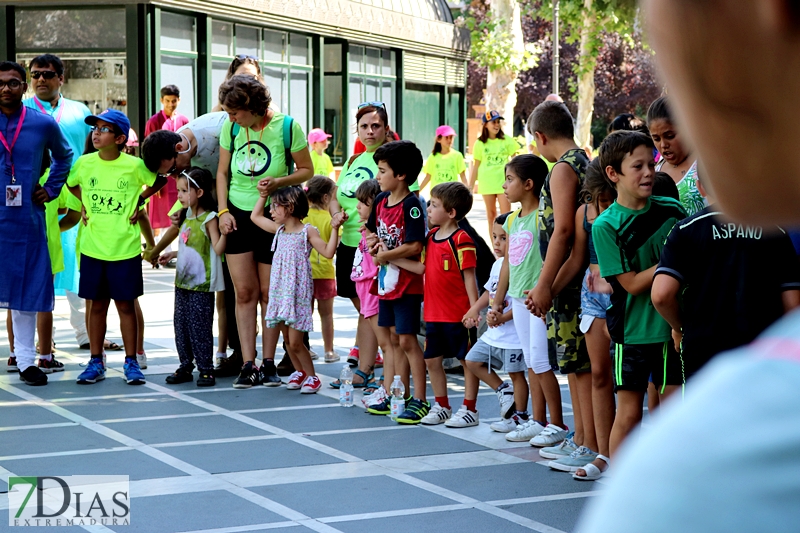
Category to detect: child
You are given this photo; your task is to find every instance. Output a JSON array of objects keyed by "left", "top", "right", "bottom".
[
  {"left": 302, "top": 175, "right": 339, "bottom": 363},
  {"left": 308, "top": 129, "right": 334, "bottom": 179},
  {"left": 591, "top": 130, "right": 687, "bottom": 478},
  {"left": 417, "top": 182, "right": 480, "bottom": 426},
  {"left": 653, "top": 171, "right": 680, "bottom": 201},
  {"left": 66, "top": 109, "right": 166, "bottom": 385},
  {"left": 364, "top": 140, "right": 429, "bottom": 423},
  {"left": 419, "top": 125, "right": 467, "bottom": 191},
  {"left": 525, "top": 100, "right": 590, "bottom": 450},
  {"left": 652, "top": 175, "right": 800, "bottom": 381},
  {"left": 157, "top": 168, "right": 226, "bottom": 387},
  {"left": 251, "top": 186, "right": 345, "bottom": 393},
  {"left": 469, "top": 111, "right": 520, "bottom": 234},
  {"left": 549, "top": 158, "right": 617, "bottom": 477},
  {"left": 463, "top": 212, "right": 530, "bottom": 432},
  {"left": 493, "top": 155, "right": 564, "bottom": 444}
]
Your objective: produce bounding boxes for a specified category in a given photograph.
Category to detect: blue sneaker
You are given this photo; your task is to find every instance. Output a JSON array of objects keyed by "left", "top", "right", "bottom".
[
  {"left": 123, "top": 357, "right": 146, "bottom": 385},
  {"left": 77, "top": 358, "right": 105, "bottom": 384}
]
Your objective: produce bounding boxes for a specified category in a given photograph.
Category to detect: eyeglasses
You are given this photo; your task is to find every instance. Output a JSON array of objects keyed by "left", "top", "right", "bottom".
[
  {"left": 358, "top": 101, "right": 386, "bottom": 111},
  {"left": 0, "top": 79, "right": 22, "bottom": 90},
  {"left": 159, "top": 158, "right": 178, "bottom": 178},
  {"left": 90, "top": 125, "right": 116, "bottom": 134},
  {"left": 31, "top": 71, "right": 59, "bottom": 80}
]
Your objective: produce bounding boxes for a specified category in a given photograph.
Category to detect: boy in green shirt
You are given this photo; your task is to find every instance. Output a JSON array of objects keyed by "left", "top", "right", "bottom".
[
  {"left": 591, "top": 130, "right": 686, "bottom": 475},
  {"left": 67, "top": 109, "right": 166, "bottom": 385}
]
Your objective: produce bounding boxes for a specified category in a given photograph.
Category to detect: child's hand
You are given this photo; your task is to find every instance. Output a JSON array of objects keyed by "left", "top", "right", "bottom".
[
  {"left": 331, "top": 211, "right": 348, "bottom": 229},
  {"left": 374, "top": 242, "right": 390, "bottom": 265},
  {"left": 462, "top": 309, "right": 479, "bottom": 329},
  {"left": 486, "top": 309, "right": 501, "bottom": 328},
  {"left": 365, "top": 232, "right": 379, "bottom": 251},
  {"left": 525, "top": 285, "right": 551, "bottom": 318},
  {"left": 158, "top": 251, "right": 177, "bottom": 265},
  {"left": 672, "top": 328, "right": 683, "bottom": 353},
  {"left": 142, "top": 247, "right": 156, "bottom": 265},
  {"left": 257, "top": 177, "right": 279, "bottom": 196},
  {"left": 588, "top": 271, "right": 613, "bottom": 294},
  {"left": 81, "top": 205, "right": 89, "bottom": 226}
]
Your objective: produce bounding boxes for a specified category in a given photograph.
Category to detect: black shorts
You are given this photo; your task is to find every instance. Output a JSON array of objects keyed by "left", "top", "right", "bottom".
[
  {"left": 681, "top": 339, "right": 729, "bottom": 381},
  {"left": 224, "top": 202, "right": 275, "bottom": 264},
  {"left": 378, "top": 294, "right": 422, "bottom": 335},
  {"left": 79, "top": 254, "right": 143, "bottom": 301},
  {"left": 336, "top": 243, "right": 358, "bottom": 299},
  {"left": 614, "top": 341, "right": 684, "bottom": 393},
  {"left": 424, "top": 322, "right": 477, "bottom": 360}
]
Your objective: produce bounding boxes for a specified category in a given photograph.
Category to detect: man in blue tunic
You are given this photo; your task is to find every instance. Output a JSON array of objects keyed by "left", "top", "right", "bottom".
[{"left": 0, "top": 61, "right": 73, "bottom": 386}]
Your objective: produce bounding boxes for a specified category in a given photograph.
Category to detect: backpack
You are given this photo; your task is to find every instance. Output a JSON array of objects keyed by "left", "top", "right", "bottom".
[
  {"left": 228, "top": 114, "right": 295, "bottom": 182},
  {"left": 452, "top": 218, "right": 495, "bottom": 294}
]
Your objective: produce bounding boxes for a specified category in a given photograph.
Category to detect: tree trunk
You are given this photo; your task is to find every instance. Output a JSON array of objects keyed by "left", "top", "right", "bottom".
[
  {"left": 575, "top": 0, "right": 596, "bottom": 149},
  {"left": 485, "top": 0, "right": 523, "bottom": 128}
]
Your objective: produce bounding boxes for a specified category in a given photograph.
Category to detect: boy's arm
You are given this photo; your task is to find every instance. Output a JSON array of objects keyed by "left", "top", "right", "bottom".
[
  {"left": 651, "top": 274, "right": 683, "bottom": 332},
  {"left": 552, "top": 207, "right": 589, "bottom": 296},
  {"left": 528, "top": 163, "right": 579, "bottom": 315},
  {"left": 67, "top": 184, "right": 81, "bottom": 201},
  {"left": 131, "top": 174, "right": 168, "bottom": 225},
  {"left": 144, "top": 222, "right": 180, "bottom": 263},
  {"left": 375, "top": 241, "right": 424, "bottom": 263},
  {"left": 138, "top": 210, "right": 156, "bottom": 250},
  {"left": 58, "top": 209, "right": 81, "bottom": 232},
  {"left": 250, "top": 195, "right": 279, "bottom": 234},
  {"left": 615, "top": 267, "right": 658, "bottom": 296},
  {"left": 463, "top": 267, "right": 479, "bottom": 306},
  {"left": 389, "top": 256, "right": 426, "bottom": 275},
  {"left": 493, "top": 249, "right": 511, "bottom": 314}
]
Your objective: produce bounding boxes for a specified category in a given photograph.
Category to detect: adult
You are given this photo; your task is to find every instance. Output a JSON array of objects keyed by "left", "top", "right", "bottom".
[
  {"left": 333, "top": 103, "right": 395, "bottom": 386},
  {"left": 22, "top": 54, "right": 92, "bottom": 356},
  {"left": 647, "top": 96, "right": 705, "bottom": 216},
  {"left": 211, "top": 55, "right": 262, "bottom": 113},
  {"left": 575, "top": 1, "right": 800, "bottom": 532},
  {"left": 0, "top": 61, "right": 73, "bottom": 386},
  {"left": 216, "top": 75, "right": 312, "bottom": 388}
]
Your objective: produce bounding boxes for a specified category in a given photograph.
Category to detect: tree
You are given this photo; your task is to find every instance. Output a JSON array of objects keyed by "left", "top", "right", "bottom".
[
  {"left": 465, "top": 0, "right": 540, "bottom": 124},
  {"left": 525, "top": 0, "right": 639, "bottom": 147}
]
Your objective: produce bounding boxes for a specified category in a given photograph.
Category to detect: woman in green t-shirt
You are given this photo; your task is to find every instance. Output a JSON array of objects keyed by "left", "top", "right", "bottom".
[
  {"left": 469, "top": 110, "right": 519, "bottom": 235},
  {"left": 216, "top": 74, "right": 313, "bottom": 387}
]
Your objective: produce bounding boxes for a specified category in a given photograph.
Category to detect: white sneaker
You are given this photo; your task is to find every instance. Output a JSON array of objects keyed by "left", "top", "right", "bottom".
[
  {"left": 309, "top": 349, "right": 319, "bottom": 361},
  {"left": 444, "top": 406, "right": 479, "bottom": 428},
  {"left": 362, "top": 386, "right": 387, "bottom": 409},
  {"left": 490, "top": 413, "right": 522, "bottom": 433},
  {"left": 420, "top": 402, "right": 451, "bottom": 425},
  {"left": 548, "top": 446, "right": 598, "bottom": 473},
  {"left": 505, "top": 419, "right": 546, "bottom": 442},
  {"left": 138, "top": 352, "right": 147, "bottom": 369},
  {"left": 496, "top": 382, "right": 515, "bottom": 419},
  {"left": 530, "top": 423, "right": 569, "bottom": 447},
  {"left": 539, "top": 435, "right": 577, "bottom": 459}
]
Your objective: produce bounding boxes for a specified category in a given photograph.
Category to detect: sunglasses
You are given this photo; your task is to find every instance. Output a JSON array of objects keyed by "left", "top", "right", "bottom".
[
  {"left": 236, "top": 54, "right": 258, "bottom": 61},
  {"left": 358, "top": 101, "right": 386, "bottom": 111},
  {"left": 31, "top": 71, "right": 59, "bottom": 80},
  {"left": 90, "top": 125, "right": 116, "bottom": 134},
  {"left": 0, "top": 79, "right": 22, "bottom": 89}
]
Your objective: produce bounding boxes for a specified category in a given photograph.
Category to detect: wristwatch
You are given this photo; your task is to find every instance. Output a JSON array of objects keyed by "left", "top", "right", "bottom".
[{"left": 137, "top": 195, "right": 146, "bottom": 208}]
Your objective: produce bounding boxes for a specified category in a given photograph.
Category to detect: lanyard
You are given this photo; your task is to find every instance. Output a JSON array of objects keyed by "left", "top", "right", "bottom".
[
  {"left": 244, "top": 115, "right": 268, "bottom": 182},
  {"left": 33, "top": 95, "right": 64, "bottom": 124},
  {"left": 0, "top": 105, "right": 27, "bottom": 182}
]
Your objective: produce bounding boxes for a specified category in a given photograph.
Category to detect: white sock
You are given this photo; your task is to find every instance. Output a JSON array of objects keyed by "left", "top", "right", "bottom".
[
  {"left": 9, "top": 351, "right": 14, "bottom": 358},
  {"left": 216, "top": 352, "right": 228, "bottom": 359},
  {"left": 39, "top": 354, "right": 52, "bottom": 361}
]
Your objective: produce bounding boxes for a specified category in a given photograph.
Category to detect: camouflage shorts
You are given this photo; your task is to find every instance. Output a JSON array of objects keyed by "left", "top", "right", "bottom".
[{"left": 546, "top": 283, "right": 591, "bottom": 374}]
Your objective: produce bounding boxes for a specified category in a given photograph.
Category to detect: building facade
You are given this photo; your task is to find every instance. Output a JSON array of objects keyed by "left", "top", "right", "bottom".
[{"left": 0, "top": 0, "right": 469, "bottom": 163}]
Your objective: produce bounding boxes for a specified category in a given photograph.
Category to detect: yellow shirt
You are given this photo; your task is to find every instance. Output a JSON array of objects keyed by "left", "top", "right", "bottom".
[
  {"left": 422, "top": 150, "right": 467, "bottom": 189},
  {"left": 67, "top": 152, "right": 156, "bottom": 261},
  {"left": 310, "top": 150, "right": 334, "bottom": 177},
  {"left": 303, "top": 207, "right": 335, "bottom": 279},
  {"left": 472, "top": 136, "right": 520, "bottom": 195}
]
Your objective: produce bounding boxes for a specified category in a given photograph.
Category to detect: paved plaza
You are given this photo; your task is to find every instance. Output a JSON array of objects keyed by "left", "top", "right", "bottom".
[{"left": 0, "top": 200, "right": 612, "bottom": 533}]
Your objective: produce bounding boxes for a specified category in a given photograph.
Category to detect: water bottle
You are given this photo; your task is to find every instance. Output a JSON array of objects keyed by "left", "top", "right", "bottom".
[
  {"left": 339, "top": 364, "right": 354, "bottom": 407},
  {"left": 390, "top": 375, "right": 405, "bottom": 420}
]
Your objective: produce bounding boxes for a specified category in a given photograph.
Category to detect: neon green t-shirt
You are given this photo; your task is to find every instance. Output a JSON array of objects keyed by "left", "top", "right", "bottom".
[
  {"left": 219, "top": 112, "right": 308, "bottom": 211},
  {"left": 336, "top": 151, "right": 379, "bottom": 248},
  {"left": 67, "top": 152, "right": 156, "bottom": 261},
  {"left": 310, "top": 150, "right": 334, "bottom": 177},
  {"left": 422, "top": 150, "right": 467, "bottom": 189},
  {"left": 472, "top": 136, "right": 520, "bottom": 195},
  {"left": 40, "top": 171, "right": 80, "bottom": 274}
]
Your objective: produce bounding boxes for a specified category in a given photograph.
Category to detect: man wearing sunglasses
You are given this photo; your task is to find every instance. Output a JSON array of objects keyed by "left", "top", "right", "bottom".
[
  {"left": 0, "top": 61, "right": 73, "bottom": 386},
  {"left": 22, "top": 54, "right": 94, "bottom": 360}
]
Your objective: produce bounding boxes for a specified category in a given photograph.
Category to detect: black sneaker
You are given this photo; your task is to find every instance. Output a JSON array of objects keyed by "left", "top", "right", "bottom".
[
  {"left": 214, "top": 350, "right": 243, "bottom": 377},
  {"left": 165, "top": 364, "right": 194, "bottom": 384},
  {"left": 196, "top": 370, "right": 216, "bottom": 387},
  {"left": 260, "top": 361, "right": 281, "bottom": 387},
  {"left": 233, "top": 361, "right": 261, "bottom": 389},
  {"left": 396, "top": 398, "right": 431, "bottom": 425},
  {"left": 19, "top": 366, "right": 48, "bottom": 386},
  {"left": 276, "top": 354, "right": 295, "bottom": 377}
]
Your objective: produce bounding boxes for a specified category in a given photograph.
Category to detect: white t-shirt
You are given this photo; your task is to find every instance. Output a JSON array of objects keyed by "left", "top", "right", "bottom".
[
  {"left": 178, "top": 112, "right": 228, "bottom": 174},
  {"left": 480, "top": 258, "right": 522, "bottom": 349}
]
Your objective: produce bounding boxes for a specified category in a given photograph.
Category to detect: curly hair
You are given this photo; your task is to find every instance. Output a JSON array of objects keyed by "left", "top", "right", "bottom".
[{"left": 218, "top": 74, "right": 271, "bottom": 116}]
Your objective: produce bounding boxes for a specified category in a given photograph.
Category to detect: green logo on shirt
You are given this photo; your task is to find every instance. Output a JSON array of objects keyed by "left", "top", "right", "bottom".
[{"left": 410, "top": 206, "right": 421, "bottom": 219}]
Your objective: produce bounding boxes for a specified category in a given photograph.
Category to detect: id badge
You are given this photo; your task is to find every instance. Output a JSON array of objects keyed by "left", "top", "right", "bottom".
[{"left": 5, "top": 184, "right": 21, "bottom": 207}]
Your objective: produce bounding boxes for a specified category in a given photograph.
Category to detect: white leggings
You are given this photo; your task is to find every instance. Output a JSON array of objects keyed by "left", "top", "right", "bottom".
[
  {"left": 11, "top": 310, "right": 37, "bottom": 372},
  {"left": 512, "top": 298, "right": 550, "bottom": 374}
]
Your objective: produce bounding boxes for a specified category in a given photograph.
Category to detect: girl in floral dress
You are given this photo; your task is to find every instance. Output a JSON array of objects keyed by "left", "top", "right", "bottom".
[{"left": 251, "top": 186, "right": 346, "bottom": 393}]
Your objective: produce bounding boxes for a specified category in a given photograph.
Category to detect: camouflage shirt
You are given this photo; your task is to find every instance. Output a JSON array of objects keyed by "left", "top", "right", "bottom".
[{"left": 537, "top": 148, "right": 590, "bottom": 260}]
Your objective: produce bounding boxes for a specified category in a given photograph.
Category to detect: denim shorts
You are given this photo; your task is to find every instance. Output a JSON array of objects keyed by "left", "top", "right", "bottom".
[{"left": 580, "top": 270, "right": 611, "bottom": 333}]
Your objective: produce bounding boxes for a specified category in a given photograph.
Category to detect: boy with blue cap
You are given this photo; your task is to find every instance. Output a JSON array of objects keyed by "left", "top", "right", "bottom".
[{"left": 67, "top": 109, "right": 166, "bottom": 385}]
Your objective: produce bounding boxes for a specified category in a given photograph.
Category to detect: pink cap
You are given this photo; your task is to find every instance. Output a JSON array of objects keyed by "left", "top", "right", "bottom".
[
  {"left": 308, "top": 128, "right": 332, "bottom": 144},
  {"left": 435, "top": 125, "right": 456, "bottom": 137},
  {"left": 126, "top": 128, "right": 139, "bottom": 147}
]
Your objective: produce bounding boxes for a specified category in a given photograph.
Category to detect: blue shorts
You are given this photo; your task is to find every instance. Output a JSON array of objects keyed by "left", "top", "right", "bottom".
[
  {"left": 424, "top": 322, "right": 477, "bottom": 360},
  {"left": 79, "top": 254, "right": 143, "bottom": 301},
  {"left": 580, "top": 270, "right": 611, "bottom": 333},
  {"left": 378, "top": 294, "right": 422, "bottom": 335}
]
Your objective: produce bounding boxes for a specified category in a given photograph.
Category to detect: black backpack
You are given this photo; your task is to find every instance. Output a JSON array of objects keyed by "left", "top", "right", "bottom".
[{"left": 456, "top": 218, "right": 495, "bottom": 294}]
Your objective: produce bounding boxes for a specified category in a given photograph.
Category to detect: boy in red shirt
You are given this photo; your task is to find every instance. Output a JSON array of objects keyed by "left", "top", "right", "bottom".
[{"left": 419, "top": 182, "right": 480, "bottom": 427}]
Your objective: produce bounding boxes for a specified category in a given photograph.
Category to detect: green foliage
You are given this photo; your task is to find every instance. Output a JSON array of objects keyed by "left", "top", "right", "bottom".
[{"left": 463, "top": 3, "right": 542, "bottom": 72}]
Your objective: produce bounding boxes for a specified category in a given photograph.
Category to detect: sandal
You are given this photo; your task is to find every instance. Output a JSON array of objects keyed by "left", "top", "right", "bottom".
[
  {"left": 573, "top": 454, "right": 609, "bottom": 481},
  {"left": 363, "top": 374, "right": 384, "bottom": 394},
  {"left": 104, "top": 339, "right": 123, "bottom": 351},
  {"left": 329, "top": 369, "right": 373, "bottom": 389}
]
